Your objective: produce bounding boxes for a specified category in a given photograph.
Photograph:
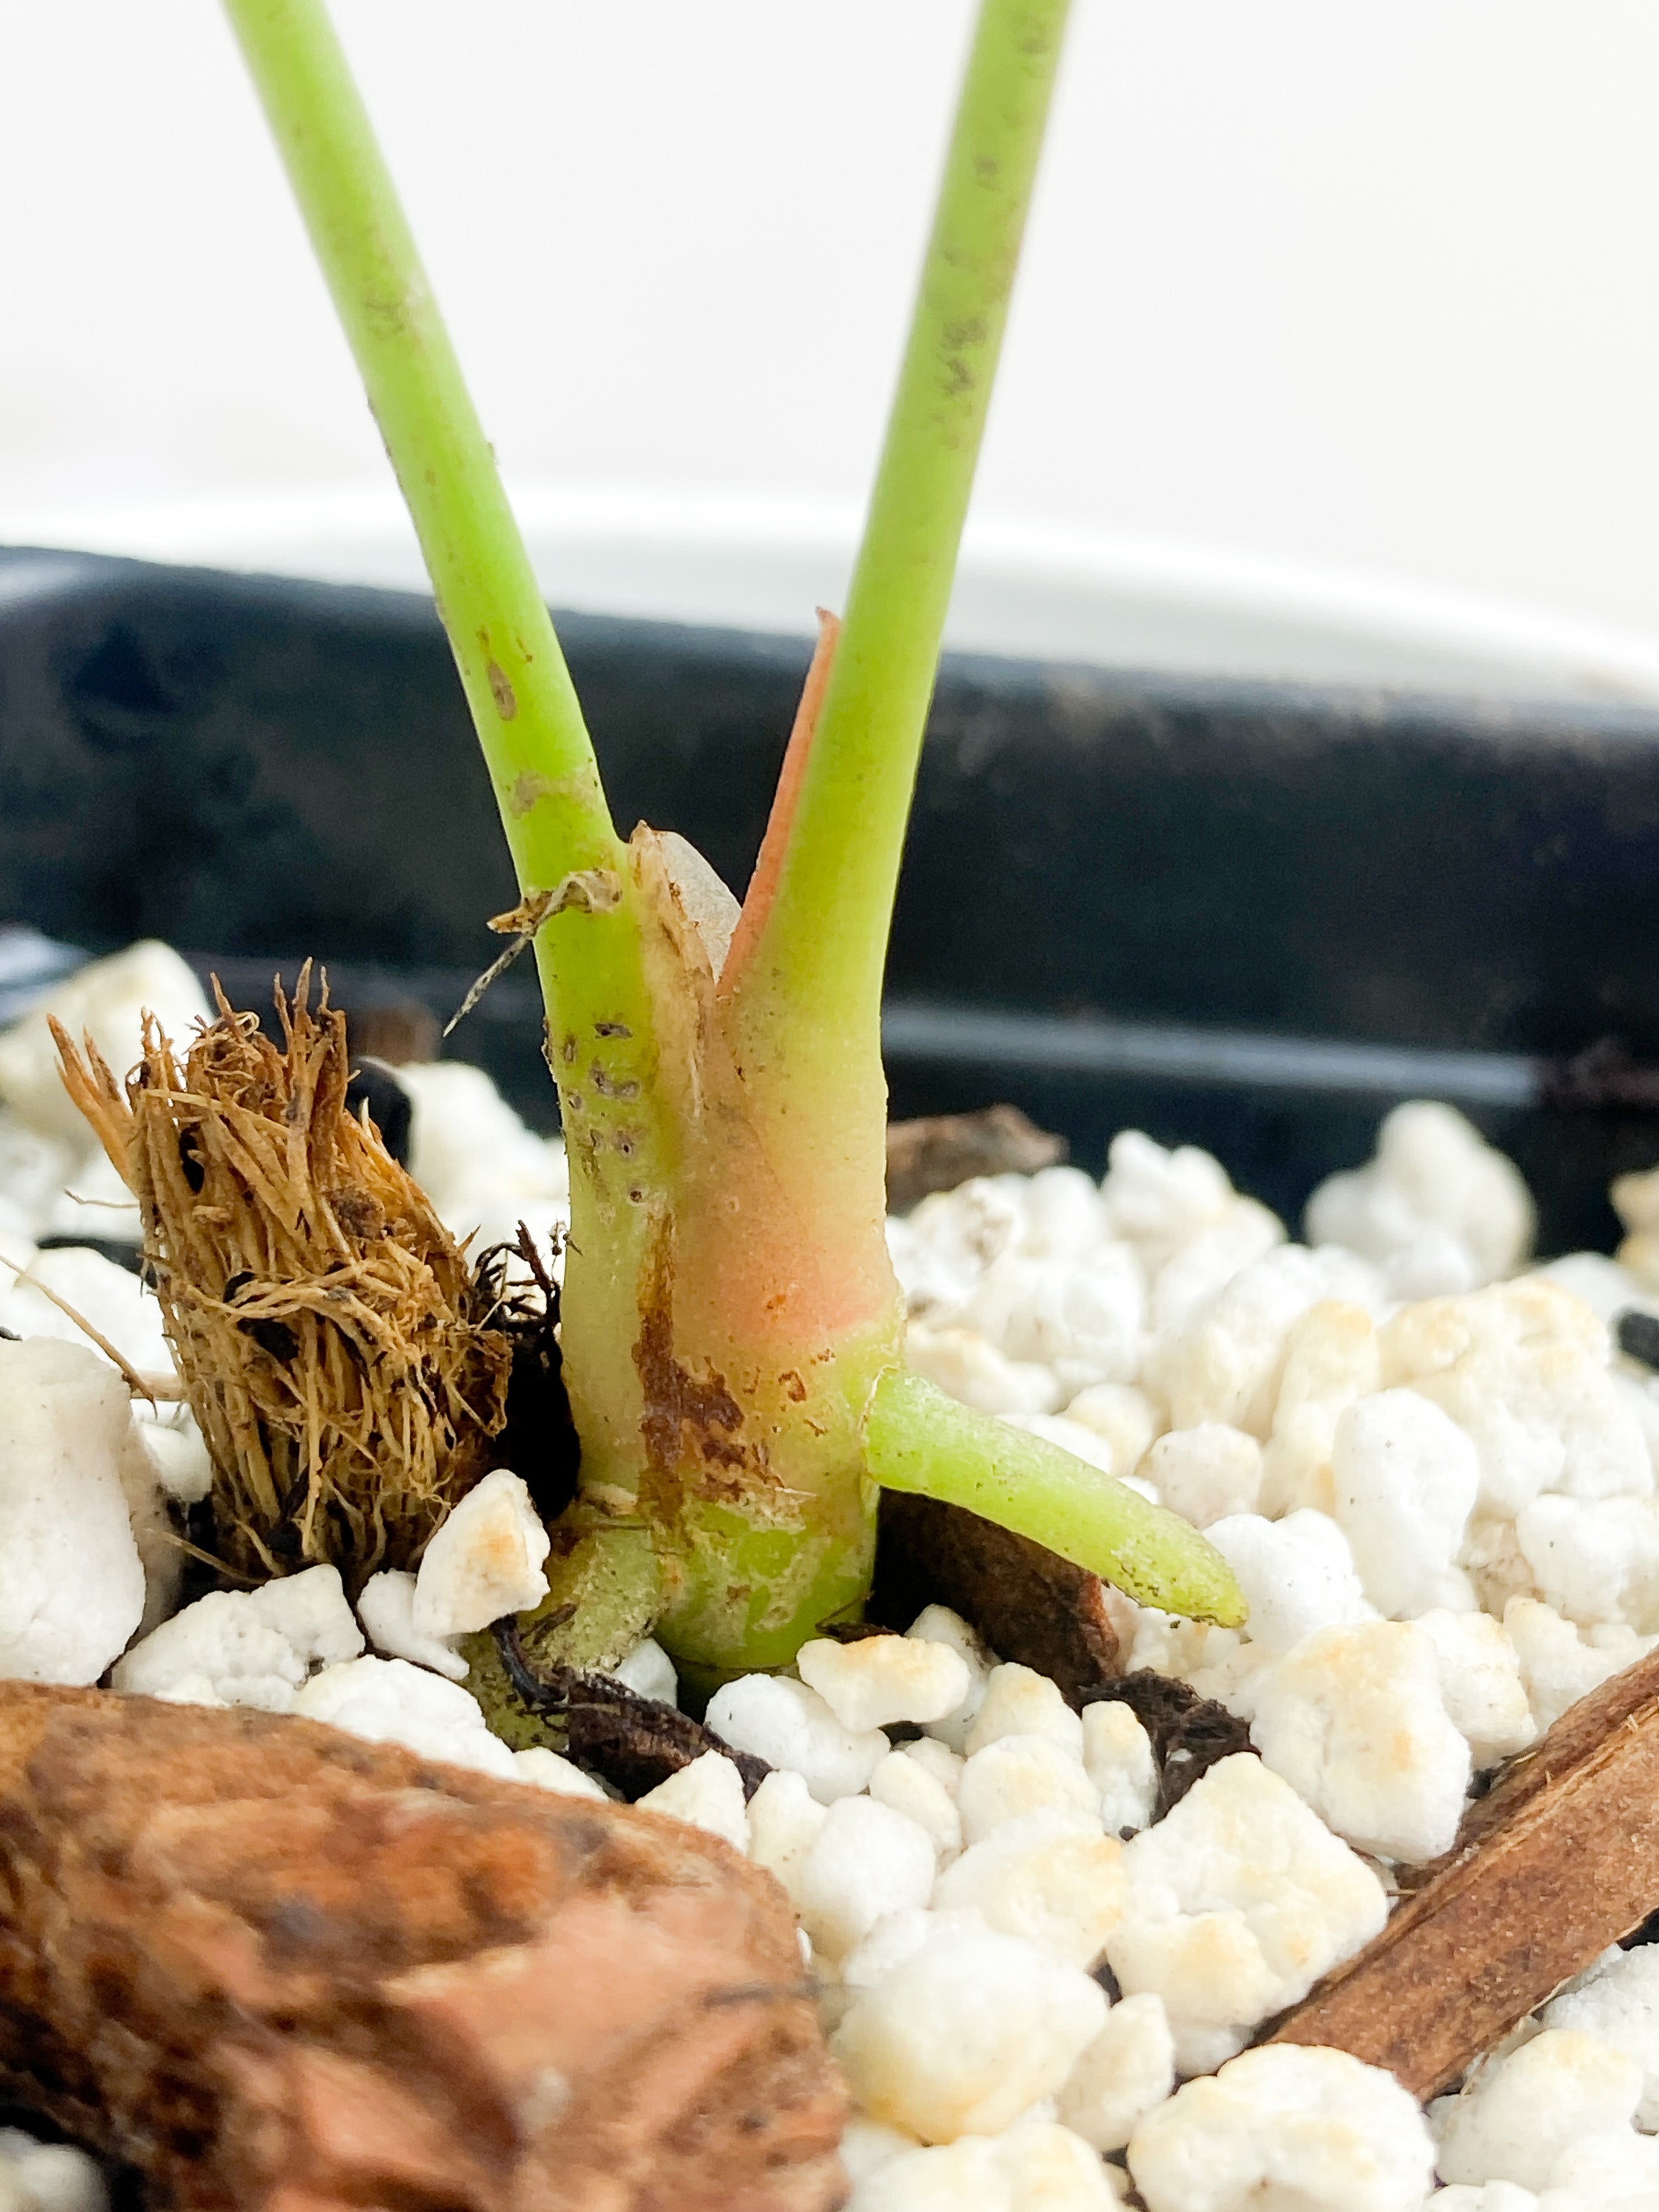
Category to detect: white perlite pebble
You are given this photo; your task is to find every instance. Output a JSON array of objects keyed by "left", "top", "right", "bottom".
[
  {"left": 905, "top": 1176, "right": 1025, "bottom": 1288},
  {"left": 1331, "top": 1387, "right": 1481, "bottom": 1617},
  {"left": 958, "top": 1734, "right": 1101, "bottom": 1844},
  {"left": 294, "top": 1654, "right": 517, "bottom": 1779},
  {"left": 832, "top": 1914, "right": 1108, "bottom": 2142},
  {"left": 959, "top": 1245, "right": 1145, "bottom": 1397},
  {"left": 1144, "top": 1243, "right": 1378, "bottom": 1441},
  {"left": 0, "top": 939, "right": 208, "bottom": 1144},
  {"left": 1540, "top": 2127, "right": 1659, "bottom": 2209},
  {"left": 136, "top": 1408, "right": 213, "bottom": 1505},
  {"left": 0, "top": 1114, "right": 78, "bottom": 1245},
  {"left": 1062, "top": 1383, "right": 1162, "bottom": 1479},
  {"left": 1018, "top": 1164, "right": 1109, "bottom": 1259},
  {"left": 1142, "top": 1424, "right": 1263, "bottom": 1528},
  {"left": 1541, "top": 1945, "right": 1659, "bottom": 2129},
  {"left": 1514, "top": 1491, "right": 1659, "bottom": 1632},
  {"left": 0, "top": 2127, "right": 110, "bottom": 2212},
  {"left": 1082, "top": 1701, "right": 1159, "bottom": 1834},
  {"left": 1431, "top": 2028, "right": 1643, "bottom": 2193},
  {"left": 840, "top": 1907, "right": 936, "bottom": 1995},
  {"left": 1503, "top": 1596, "right": 1652, "bottom": 1734},
  {"left": 965, "top": 1663, "right": 1084, "bottom": 1757},
  {"left": 396, "top": 1060, "right": 571, "bottom": 1261},
  {"left": 1305, "top": 1100, "right": 1534, "bottom": 1298},
  {"left": 866, "top": 2126, "right": 1064, "bottom": 2212},
  {"left": 897, "top": 1735, "right": 964, "bottom": 1793},
  {"left": 411, "top": 1468, "right": 551, "bottom": 1639},
  {"left": 1099, "top": 1129, "right": 1264, "bottom": 1277},
  {"left": 1258, "top": 1299, "right": 1381, "bottom": 1519},
  {"left": 1059, "top": 1991, "right": 1175, "bottom": 2153},
  {"left": 1148, "top": 1201, "right": 1289, "bottom": 1338},
  {"left": 356, "top": 1569, "right": 468, "bottom": 1681},
  {"left": 1250, "top": 1619, "right": 1472, "bottom": 1864},
  {"left": 1414, "top": 1607, "right": 1537, "bottom": 1768},
  {"left": 839, "top": 2116, "right": 920, "bottom": 2187},
  {"left": 705, "top": 1673, "right": 888, "bottom": 1803},
  {"left": 1127, "top": 2043, "right": 1437, "bottom": 2212},
  {"left": 0, "top": 1243, "right": 173, "bottom": 1382},
  {"left": 635, "top": 1750, "right": 750, "bottom": 1853},
  {"left": 1105, "top": 1753, "right": 1388, "bottom": 2076},
  {"left": 511, "top": 1746, "right": 607, "bottom": 1801},
  {"left": 903, "top": 1321, "right": 1061, "bottom": 1419},
  {"left": 116, "top": 1564, "right": 364, "bottom": 1712},
  {"left": 909, "top": 1605, "right": 995, "bottom": 1753},
  {"left": 868, "top": 1750, "right": 963, "bottom": 1860},
  {"left": 846, "top": 2116, "right": 1122, "bottom": 2212},
  {"left": 607, "top": 1634, "right": 677, "bottom": 1705},
  {"left": 796, "top": 1795, "right": 936, "bottom": 1961},
  {"left": 0, "top": 1337, "right": 151, "bottom": 1684},
  {"left": 1380, "top": 1278, "right": 1651, "bottom": 1518},
  {"left": 934, "top": 1809, "right": 1125, "bottom": 1970},
  {"left": 797, "top": 1633, "right": 971, "bottom": 1732},
  {"left": 1203, "top": 1508, "right": 1372, "bottom": 1656},
  {"left": 746, "top": 1767, "right": 826, "bottom": 1905},
  {"left": 40, "top": 1141, "right": 141, "bottom": 1249},
  {"left": 1000, "top": 1411, "right": 1122, "bottom": 1484},
  {"left": 1429, "top": 2189, "right": 1540, "bottom": 2212}
]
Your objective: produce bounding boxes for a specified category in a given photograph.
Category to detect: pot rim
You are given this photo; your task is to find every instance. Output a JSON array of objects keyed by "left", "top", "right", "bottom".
[{"left": 4, "top": 481, "right": 1659, "bottom": 707}]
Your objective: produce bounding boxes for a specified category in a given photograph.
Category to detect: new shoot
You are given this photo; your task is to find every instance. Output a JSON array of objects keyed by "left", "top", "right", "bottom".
[{"left": 222, "top": 0, "right": 1245, "bottom": 1688}]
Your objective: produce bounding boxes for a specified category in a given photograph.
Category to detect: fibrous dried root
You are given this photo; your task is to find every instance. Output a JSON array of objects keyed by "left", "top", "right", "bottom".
[{"left": 54, "top": 967, "right": 509, "bottom": 1590}]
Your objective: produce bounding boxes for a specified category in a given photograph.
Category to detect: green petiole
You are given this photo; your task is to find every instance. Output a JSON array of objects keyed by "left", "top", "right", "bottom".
[{"left": 222, "top": 0, "right": 1246, "bottom": 1670}]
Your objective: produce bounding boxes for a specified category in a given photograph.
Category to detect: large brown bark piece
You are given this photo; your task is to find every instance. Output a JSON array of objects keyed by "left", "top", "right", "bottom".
[
  {"left": 1266, "top": 1642, "right": 1659, "bottom": 2100},
  {"left": 871, "top": 1490, "right": 1119, "bottom": 1704},
  {"left": 0, "top": 1684, "right": 845, "bottom": 2212}
]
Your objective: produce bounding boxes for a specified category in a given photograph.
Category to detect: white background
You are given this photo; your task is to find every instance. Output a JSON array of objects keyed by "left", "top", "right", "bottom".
[{"left": 6, "top": 4, "right": 1659, "bottom": 639}]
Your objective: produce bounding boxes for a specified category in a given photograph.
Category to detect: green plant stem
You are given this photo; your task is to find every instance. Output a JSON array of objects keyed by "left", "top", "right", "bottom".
[
  {"left": 222, "top": 0, "right": 676, "bottom": 1506},
  {"left": 864, "top": 1368, "right": 1247, "bottom": 1625},
  {"left": 725, "top": 0, "right": 1070, "bottom": 1118},
  {"left": 221, "top": 0, "right": 666, "bottom": 1156},
  {"left": 223, "top": 0, "right": 613, "bottom": 891}
]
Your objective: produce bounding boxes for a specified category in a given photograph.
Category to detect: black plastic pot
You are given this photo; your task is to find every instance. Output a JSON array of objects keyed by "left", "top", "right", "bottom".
[{"left": 4, "top": 542, "right": 1659, "bottom": 1255}]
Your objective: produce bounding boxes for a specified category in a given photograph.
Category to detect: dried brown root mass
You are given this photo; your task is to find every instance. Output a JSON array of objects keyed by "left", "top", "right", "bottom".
[
  {"left": 869, "top": 1490, "right": 1119, "bottom": 1705},
  {"left": 885, "top": 1103, "right": 1066, "bottom": 1215},
  {"left": 493, "top": 1622, "right": 771, "bottom": 1801},
  {"left": 0, "top": 1682, "right": 844, "bottom": 2212},
  {"left": 1080, "top": 1671, "right": 1256, "bottom": 1816},
  {"left": 53, "top": 969, "right": 510, "bottom": 1591},
  {"left": 1265, "top": 1639, "right": 1659, "bottom": 2100}
]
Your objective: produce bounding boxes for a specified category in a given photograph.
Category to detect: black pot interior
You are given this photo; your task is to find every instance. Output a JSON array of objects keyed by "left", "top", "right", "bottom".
[{"left": 4, "top": 544, "right": 1659, "bottom": 1254}]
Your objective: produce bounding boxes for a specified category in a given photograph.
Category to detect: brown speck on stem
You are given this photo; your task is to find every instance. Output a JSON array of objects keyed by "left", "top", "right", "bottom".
[{"left": 485, "top": 658, "right": 517, "bottom": 719}]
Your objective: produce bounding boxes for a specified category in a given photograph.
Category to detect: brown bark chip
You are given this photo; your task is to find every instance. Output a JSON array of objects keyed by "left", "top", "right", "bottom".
[
  {"left": 885, "top": 1104, "right": 1066, "bottom": 1216},
  {"left": 870, "top": 1491, "right": 1119, "bottom": 1705},
  {"left": 0, "top": 1683, "right": 845, "bottom": 2212},
  {"left": 1265, "top": 1641, "right": 1659, "bottom": 2100}
]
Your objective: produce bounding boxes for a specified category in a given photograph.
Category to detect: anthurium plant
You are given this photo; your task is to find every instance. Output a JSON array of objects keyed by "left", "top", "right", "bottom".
[{"left": 222, "top": 0, "right": 1244, "bottom": 1688}]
